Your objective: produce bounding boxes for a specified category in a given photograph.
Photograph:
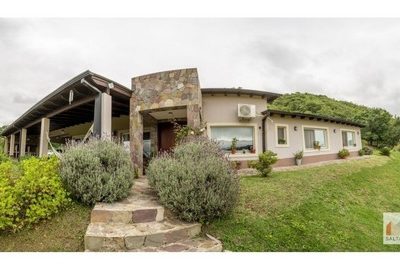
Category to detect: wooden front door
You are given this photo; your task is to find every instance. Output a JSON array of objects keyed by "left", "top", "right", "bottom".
[{"left": 158, "top": 122, "right": 176, "bottom": 152}]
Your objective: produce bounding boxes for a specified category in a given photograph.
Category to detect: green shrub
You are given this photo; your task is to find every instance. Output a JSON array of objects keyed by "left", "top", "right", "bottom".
[
  {"left": 248, "top": 160, "right": 258, "bottom": 169},
  {"left": 393, "top": 144, "right": 400, "bottom": 152},
  {"left": 16, "top": 157, "right": 70, "bottom": 227},
  {"left": 253, "top": 151, "right": 278, "bottom": 177},
  {"left": 147, "top": 136, "right": 239, "bottom": 223},
  {"left": 0, "top": 161, "right": 19, "bottom": 230},
  {"left": 358, "top": 149, "right": 365, "bottom": 156},
  {"left": 0, "top": 157, "right": 70, "bottom": 231},
  {"left": 0, "top": 153, "right": 10, "bottom": 164},
  {"left": 60, "top": 139, "right": 135, "bottom": 205},
  {"left": 338, "top": 148, "right": 350, "bottom": 159},
  {"left": 379, "top": 147, "right": 391, "bottom": 156},
  {"left": 360, "top": 146, "right": 373, "bottom": 155}
]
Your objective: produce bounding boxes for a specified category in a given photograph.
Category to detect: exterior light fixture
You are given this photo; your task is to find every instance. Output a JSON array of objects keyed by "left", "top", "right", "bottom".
[
  {"left": 69, "top": 90, "right": 74, "bottom": 105},
  {"left": 333, "top": 129, "right": 336, "bottom": 133},
  {"left": 294, "top": 126, "right": 297, "bottom": 131}
]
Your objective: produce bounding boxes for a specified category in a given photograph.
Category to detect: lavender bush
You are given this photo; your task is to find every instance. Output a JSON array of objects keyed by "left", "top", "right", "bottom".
[
  {"left": 60, "top": 138, "right": 134, "bottom": 205},
  {"left": 147, "top": 136, "right": 240, "bottom": 222}
]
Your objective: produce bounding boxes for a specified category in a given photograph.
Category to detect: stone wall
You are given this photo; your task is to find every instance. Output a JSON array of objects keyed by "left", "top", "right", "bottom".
[
  {"left": 131, "top": 68, "right": 202, "bottom": 112},
  {"left": 130, "top": 68, "right": 203, "bottom": 174}
]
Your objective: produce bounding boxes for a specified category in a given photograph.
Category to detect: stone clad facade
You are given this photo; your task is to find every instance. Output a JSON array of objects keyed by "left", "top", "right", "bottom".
[{"left": 130, "top": 68, "right": 202, "bottom": 174}]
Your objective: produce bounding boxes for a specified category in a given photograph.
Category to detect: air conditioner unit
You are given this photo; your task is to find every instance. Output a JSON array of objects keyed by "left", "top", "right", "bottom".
[{"left": 238, "top": 104, "right": 256, "bottom": 119}]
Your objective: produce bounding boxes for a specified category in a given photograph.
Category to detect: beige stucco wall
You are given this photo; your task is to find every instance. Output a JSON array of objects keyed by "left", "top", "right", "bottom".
[
  {"left": 266, "top": 116, "right": 362, "bottom": 160},
  {"left": 202, "top": 94, "right": 267, "bottom": 160}
]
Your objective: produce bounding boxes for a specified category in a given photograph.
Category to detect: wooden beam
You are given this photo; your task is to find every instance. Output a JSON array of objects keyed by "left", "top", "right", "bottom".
[
  {"left": 24, "top": 95, "right": 96, "bottom": 129},
  {"left": 90, "top": 76, "right": 131, "bottom": 98}
]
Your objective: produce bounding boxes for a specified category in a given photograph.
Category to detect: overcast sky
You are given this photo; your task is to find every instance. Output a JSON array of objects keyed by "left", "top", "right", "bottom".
[{"left": 1, "top": 18, "right": 400, "bottom": 125}]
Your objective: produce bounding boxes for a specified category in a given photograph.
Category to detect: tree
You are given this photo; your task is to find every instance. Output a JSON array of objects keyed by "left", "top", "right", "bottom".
[
  {"left": 382, "top": 117, "right": 400, "bottom": 148},
  {"left": 270, "top": 92, "right": 399, "bottom": 148},
  {"left": 360, "top": 108, "right": 392, "bottom": 147}
]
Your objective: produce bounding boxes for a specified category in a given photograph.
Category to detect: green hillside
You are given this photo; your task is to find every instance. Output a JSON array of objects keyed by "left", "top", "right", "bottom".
[{"left": 269, "top": 92, "right": 400, "bottom": 148}]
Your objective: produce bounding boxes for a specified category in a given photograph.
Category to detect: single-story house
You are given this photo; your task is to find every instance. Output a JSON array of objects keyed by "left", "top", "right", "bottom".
[{"left": 1, "top": 68, "right": 363, "bottom": 173}]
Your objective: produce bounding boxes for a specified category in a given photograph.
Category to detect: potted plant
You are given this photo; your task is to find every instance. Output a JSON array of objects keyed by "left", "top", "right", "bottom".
[
  {"left": 313, "top": 140, "right": 321, "bottom": 150},
  {"left": 278, "top": 138, "right": 287, "bottom": 145},
  {"left": 249, "top": 146, "right": 256, "bottom": 154},
  {"left": 230, "top": 137, "right": 238, "bottom": 154},
  {"left": 294, "top": 150, "right": 304, "bottom": 166}
]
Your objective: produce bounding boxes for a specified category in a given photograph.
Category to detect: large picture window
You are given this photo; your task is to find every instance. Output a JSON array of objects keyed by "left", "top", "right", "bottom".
[
  {"left": 210, "top": 126, "right": 254, "bottom": 152},
  {"left": 342, "top": 130, "right": 356, "bottom": 147},
  {"left": 304, "top": 127, "right": 328, "bottom": 150}
]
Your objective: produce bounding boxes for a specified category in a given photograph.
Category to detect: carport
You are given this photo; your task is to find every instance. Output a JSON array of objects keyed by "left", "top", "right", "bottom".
[{"left": 1, "top": 70, "right": 132, "bottom": 157}]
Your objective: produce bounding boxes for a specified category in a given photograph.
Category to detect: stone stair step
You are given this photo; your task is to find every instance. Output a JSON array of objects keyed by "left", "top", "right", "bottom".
[
  {"left": 129, "top": 235, "right": 223, "bottom": 252},
  {"left": 91, "top": 203, "right": 164, "bottom": 224},
  {"left": 85, "top": 219, "right": 201, "bottom": 251},
  {"left": 90, "top": 192, "right": 164, "bottom": 224}
]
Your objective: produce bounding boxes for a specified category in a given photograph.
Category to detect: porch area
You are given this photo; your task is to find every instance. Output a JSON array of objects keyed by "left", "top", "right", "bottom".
[{"left": 2, "top": 71, "right": 132, "bottom": 158}]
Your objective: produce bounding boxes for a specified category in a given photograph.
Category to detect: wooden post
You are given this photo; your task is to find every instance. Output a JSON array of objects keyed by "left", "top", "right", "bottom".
[
  {"left": 101, "top": 93, "right": 112, "bottom": 140},
  {"left": 93, "top": 93, "right": 112, "bottom": 140},
  {"left": 3, "top": 136, "right": 8, "bottom": 155},
  {"left": 20, "top": 128, "right": 27, "bottom": 157},
  {"left": 9, "top": 134, "right": 15, "bottom": 157},
  {"left": 39, "top": 118, "right": 50, "bottom": 157}
]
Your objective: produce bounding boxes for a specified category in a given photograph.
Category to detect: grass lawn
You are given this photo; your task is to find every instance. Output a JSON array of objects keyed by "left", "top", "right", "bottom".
[
  {"left": 0, "top": 202, "right": 92, "bottom": 252},
  {"left": 205, "top": 153, "right": 400, "bottom": 251}
]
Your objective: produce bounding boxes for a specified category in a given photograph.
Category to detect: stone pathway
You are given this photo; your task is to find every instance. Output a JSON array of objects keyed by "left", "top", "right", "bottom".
[{"left": 84, "top": 177, "right": 222, "bottom": 252}]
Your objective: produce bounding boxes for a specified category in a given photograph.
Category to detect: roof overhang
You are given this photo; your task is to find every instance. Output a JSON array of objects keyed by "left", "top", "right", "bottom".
[
  {"left": 2, "top": 70, "right": 132, "bottom": 136},
  {"left": 263, "top": 109, "right": 365, "bottom": 128},
  {"left": 201, "top": 88, "right": 281, "bottom": 102}
]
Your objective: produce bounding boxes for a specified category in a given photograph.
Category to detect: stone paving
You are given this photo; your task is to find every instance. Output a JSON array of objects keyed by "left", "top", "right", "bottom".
[{"left": 84, "top": 177, "right": 222, "bottom": 252}]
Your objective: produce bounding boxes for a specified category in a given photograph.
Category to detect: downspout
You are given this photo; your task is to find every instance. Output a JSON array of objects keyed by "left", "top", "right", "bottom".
[{"left": 262, "top": 111, "right": 268, "bottom": 152}]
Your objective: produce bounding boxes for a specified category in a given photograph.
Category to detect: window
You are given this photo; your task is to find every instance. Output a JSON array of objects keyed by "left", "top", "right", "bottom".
[
  {"left": 210, "top": 126, "right": 254, "bottom": 153},
  {"left": 304, "top": 127, "right": 328, "bottom": 150},
  {"left": 276, "top": 124, "right": 289, "bottom": 146},
  {"left": 342, "top": 130, "right": 356, "bottom": 147}
]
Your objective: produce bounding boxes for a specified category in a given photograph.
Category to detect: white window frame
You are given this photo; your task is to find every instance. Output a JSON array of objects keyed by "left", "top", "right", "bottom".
[
  {"left": 302, "top": 125, "right": 330, "bottom": 152},
  {"left": 340, "top": 129, "right": 357, "bottom": 149},
  {"left": 207, "top": 123, "right": 258, "bottom": 159},
  {"left": 275, "top": 123, "right": 290, "bottom": 147}
]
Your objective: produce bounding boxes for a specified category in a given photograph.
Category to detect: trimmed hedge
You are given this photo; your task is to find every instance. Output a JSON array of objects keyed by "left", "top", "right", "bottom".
[
  {"left": 147, "top": 136, "right": 240, "bottom": 223},
  {"left": 60, "top": 139, "right": 135, "bottom": 205},
  {"left": 0, "top": 157, "right": 70, "bottom": 231}
]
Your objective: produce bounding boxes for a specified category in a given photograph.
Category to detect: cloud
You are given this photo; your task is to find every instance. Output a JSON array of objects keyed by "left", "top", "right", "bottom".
[
  {"left": 0, "top": 18, "right": 400, "bottom": 126},
  {"left": 12, "top": 94, "right": 38, "bottom": 104}
]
